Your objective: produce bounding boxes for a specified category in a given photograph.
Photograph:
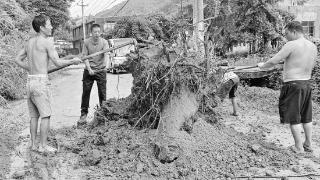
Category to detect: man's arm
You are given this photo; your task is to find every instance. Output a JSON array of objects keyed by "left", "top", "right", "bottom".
[
  {"left": 258, "top": 42, "right": 292, "bottom": 70},
  {"left": 45, "top": 40, "right": 81, "bottom": 67},
  {"left": 15, "top": 47, "right": 29, "bottom": 71}
]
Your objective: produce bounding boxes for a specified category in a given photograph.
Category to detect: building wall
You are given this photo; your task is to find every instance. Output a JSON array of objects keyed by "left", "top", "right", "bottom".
[
  {"left": 278, "top": 0, "right": 320, "bottom": 39},
  {"left": 72, "top": 18, "right": 118, "bottom": 53},
  {"left": 287, "top": 6, "right": 320, "bottom": 38}
]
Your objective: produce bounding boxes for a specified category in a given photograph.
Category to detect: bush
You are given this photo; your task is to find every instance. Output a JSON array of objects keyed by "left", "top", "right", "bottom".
[{"left": 0, "top": 30, "right": 30, "bottom": 101}]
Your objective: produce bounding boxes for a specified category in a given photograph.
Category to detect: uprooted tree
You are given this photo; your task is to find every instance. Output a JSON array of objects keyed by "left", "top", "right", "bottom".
[
  {"left": 91, "top": 40, "right": 227, "bottom": 163},
  {"left": 87, "top": 0, "right": 302, "bottom": 164}
]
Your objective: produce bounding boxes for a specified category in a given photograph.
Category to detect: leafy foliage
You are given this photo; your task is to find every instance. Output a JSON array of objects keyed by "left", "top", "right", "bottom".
[
  {"left": 17, "top": 0, "right": 75, "bottom": 32},
  {"left": 0, "top": 0, "right": 31, "bottom": 36},
  {"left": 0, "top": 30, "right": 30, "bottom": 101},
  {"left": 192, "top": 0, "right": 295, "bottom": 55},
  {"left": 0, "top": 0, "right": 74, "bottom": 103},
  {"left": 106, "top": 15, "right": 178, "bottom": 43}
]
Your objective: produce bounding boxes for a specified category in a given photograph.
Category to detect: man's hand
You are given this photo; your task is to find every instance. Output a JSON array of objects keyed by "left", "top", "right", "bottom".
[
  {"left": 71, "top": 57, "right": 82, "bottom": 65},
  {"left": 88, "top": 68, "right": 95, "bottom": 75},
  {"left": 257, "top": 62, "right": 265, "bottom": 69}
]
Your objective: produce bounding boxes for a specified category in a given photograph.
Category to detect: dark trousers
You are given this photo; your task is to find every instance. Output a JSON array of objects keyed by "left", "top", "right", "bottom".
[{"left": 81, "top": 69, "right": 106, "bottom": 115}]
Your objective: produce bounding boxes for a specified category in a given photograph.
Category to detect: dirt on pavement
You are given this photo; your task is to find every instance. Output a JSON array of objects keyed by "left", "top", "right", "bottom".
[
  {"left": 1, "top": 65, "right": 133, "bottom": 179},
  {"left": 2, "top": 66, "right": 320, "bottom": 179}
]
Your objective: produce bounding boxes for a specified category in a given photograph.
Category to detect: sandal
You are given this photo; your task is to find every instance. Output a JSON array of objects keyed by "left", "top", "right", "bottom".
[
  {"left": 303, "top": 144, "right": 313, "bottom": 153},
  {"left": 289, "top": 145, "right": 304, "bottom": 154}
]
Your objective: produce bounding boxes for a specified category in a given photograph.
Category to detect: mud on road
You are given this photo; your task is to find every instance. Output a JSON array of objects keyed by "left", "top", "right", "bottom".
[
  {"left": 1, "top": 65, "right": 133, "bottom": 179},
  {"left": 2, "top": 66, "right": 320, "bottom": 179}
]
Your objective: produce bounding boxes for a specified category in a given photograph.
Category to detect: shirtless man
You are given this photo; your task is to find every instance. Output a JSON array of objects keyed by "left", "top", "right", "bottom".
[
  {"left": 15, "top": 15, "right": 81, "bottom": 153},
  {"left": 258, "top": 21, "right": 317, "bottom": 153}
]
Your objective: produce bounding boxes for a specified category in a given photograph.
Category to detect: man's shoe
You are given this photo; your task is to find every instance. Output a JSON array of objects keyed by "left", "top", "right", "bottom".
[{"left": 77, "top": 114, "right": 87, "bottom": 126}]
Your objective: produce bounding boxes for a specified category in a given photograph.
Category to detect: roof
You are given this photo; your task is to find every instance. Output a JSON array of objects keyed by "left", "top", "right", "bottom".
[{"left": 73, "top": 16, "right": 127, "bottom": 29}]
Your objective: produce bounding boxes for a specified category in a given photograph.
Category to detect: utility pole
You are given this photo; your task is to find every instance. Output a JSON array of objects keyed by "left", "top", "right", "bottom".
[
  {"left": 193, "top": 0, "right": 204, "bottom": 54},
  {"left": 78, "top": 0, "right": 88, "bottom": 40}
]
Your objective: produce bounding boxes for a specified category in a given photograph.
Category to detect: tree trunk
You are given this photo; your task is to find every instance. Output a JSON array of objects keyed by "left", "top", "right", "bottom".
[{"left": 155, "top": 86, "right": 199, "bottom": 163}]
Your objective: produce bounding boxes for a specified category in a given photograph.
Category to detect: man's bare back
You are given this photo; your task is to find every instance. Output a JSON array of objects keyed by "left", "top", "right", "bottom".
[
  {"left": 283, "top": 38, "right": 317, "bottom": 82},
  {"left": 26, "top": 36, "right": 51, "bottom": 75}
]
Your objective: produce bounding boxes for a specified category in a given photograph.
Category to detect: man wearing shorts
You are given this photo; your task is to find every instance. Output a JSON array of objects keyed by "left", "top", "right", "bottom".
[
  {"left": 15, "top": 15, "right": 81, "bottom": 153},
  {"left": 258, "top": 21, "right": 317, "bottom": 153},
  {"left": 216, "top": 71, "right": 239, "bottom": 116}
]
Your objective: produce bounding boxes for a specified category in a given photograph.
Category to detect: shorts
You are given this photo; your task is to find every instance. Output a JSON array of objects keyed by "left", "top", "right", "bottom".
[
  {"left": 27, "top": 74, "right": 52, "bottom": 118},
  {"left": 279, "top": 80, "right": 312, "bottom": 125},
  {"left": 216, "top": 77, "right": 239, "bottom": 100}
]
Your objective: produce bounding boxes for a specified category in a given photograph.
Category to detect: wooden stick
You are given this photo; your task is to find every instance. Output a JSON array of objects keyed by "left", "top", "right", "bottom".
[
  {"left": 48, "top": 40, "right": 136, "bottom": 74},
  {"left": 232, "top": 65, "right": 258, "bottom": 71}
]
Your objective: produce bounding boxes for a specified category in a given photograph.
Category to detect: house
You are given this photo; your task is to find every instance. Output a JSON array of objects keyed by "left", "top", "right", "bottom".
[
  {"left": 72, "top": 16, "right": 122, "bottom": 53},
  {"left": 278, "top": 0, "right": 320, "bottom": 38}
]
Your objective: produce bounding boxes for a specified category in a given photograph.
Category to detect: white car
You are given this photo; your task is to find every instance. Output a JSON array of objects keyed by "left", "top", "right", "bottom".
[{"left": 108, "top": 38, "right": 136, "bottom": 74}]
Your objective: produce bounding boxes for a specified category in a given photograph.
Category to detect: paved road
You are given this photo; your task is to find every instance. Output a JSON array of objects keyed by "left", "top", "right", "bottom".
[{"left": 51, "top": 66, "right": 133, "bottom": 128}]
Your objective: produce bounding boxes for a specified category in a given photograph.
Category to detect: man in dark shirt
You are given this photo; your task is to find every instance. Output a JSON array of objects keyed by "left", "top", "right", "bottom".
[{"left": 78, "top": 24, "right": 109, "bottom": 126}]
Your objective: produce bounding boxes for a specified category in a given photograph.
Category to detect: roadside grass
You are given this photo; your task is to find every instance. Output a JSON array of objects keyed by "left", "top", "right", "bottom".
[{"left": 0, "top": 31, "right": 30, "bottom": 103}]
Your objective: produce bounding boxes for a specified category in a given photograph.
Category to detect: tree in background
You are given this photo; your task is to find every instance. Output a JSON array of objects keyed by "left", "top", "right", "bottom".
[
  {"left": 107, "top": 15, "right": 177, "bottom": 43},
  {"left": 17, "top": 0, "right": 75, "bottom": 32},
  {"left": 0, "top": 0, "right": 31, "bottom": 36},
  {"left": 0, "top": 0, "right": 75, "bottom": 103},
  {"left": 53, "top": 20, "right": 75, "bottom": 41}
]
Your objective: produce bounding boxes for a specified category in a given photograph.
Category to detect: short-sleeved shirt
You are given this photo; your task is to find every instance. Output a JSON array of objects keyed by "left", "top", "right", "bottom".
[
  {"left": 82, "top": 37, "right": 108, "bottom": 70},
  {"left": 216, "top": 72, "right": 239, "bottom": 100},
  {"left": 221, "top": 72, "right": 239, "bottom": 84}
]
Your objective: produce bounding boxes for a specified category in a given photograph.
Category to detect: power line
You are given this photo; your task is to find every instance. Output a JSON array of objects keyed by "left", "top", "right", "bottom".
[
  {"left": 113, "top": 0, "right": 130, "bottom": 16},
  {"left": 85, "top": 0, "right": 100, "bottom": 15},
  {"left": 97, "top": 0, "right": 119, "bottom": 17}
]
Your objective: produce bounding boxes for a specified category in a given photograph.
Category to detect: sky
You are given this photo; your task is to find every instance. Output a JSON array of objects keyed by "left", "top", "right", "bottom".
[
  {"left": 69, "top": 0, "right": 320, "bottom": 18},
  {"left": 69, "top": 0, "right": 126, "bottom": 18}
]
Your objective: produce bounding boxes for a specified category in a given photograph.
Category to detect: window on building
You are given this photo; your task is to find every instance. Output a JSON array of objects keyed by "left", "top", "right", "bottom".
[{"left": 301, "top": 21, "right": 314, "bottom": 37}]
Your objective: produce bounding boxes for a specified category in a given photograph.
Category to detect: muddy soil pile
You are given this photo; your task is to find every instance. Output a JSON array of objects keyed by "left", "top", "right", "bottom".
[
  {"left": 53, "top": 46, "right": 301, "bottom": 179},
  {"left": 52, "top": 113, "right": 298, "bottom": 179}
]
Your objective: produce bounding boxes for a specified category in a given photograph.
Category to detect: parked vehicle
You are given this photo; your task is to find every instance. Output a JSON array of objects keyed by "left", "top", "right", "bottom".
[
  {"left": 54, "top": 40, "right": 73, "bottom": 57},
  {"left": 107, "top": 38, "right": 136, "bottom": 74}
]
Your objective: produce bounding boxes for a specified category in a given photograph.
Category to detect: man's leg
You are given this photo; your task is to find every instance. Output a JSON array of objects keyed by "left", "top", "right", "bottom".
[
  {"left": 27, "top": 97, "right": 40, "bottom": 150},
  {"left": 38, "top": 116, "right": 56, "bottom": 152},
  {"left": 80, "top": 70, "right": 94, "bottom": 116},
  {"left": 39, "top": 116, "right": 50, "bottom": 148},
  {"left": 30, "top": 117, "right": 39, "bottom": 150},
  {"left": 96, "top": 72, "right": 107, "bottom": 106},
  {"left": 302, "top": 122, "right": 312, "bottom": 147},
  {"left": 229, "top": 82, "right": 238, "bottom": 116},
  {"left": 230, "top": 98, "right": 238, "bottom": 116},
  {"left": 290, "top": 124, "right": 304, "bottom": 151}
]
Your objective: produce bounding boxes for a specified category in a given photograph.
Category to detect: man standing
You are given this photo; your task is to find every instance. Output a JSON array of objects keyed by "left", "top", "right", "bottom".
[
  {"left": 78, "top": 24, "right": 109, "bottom": 126},
  {"left": 258, "top": 21, "right": 317, "bottom": 153},
  {"left": 15, "top": 15, "right": 81, "bottom": 153}
]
